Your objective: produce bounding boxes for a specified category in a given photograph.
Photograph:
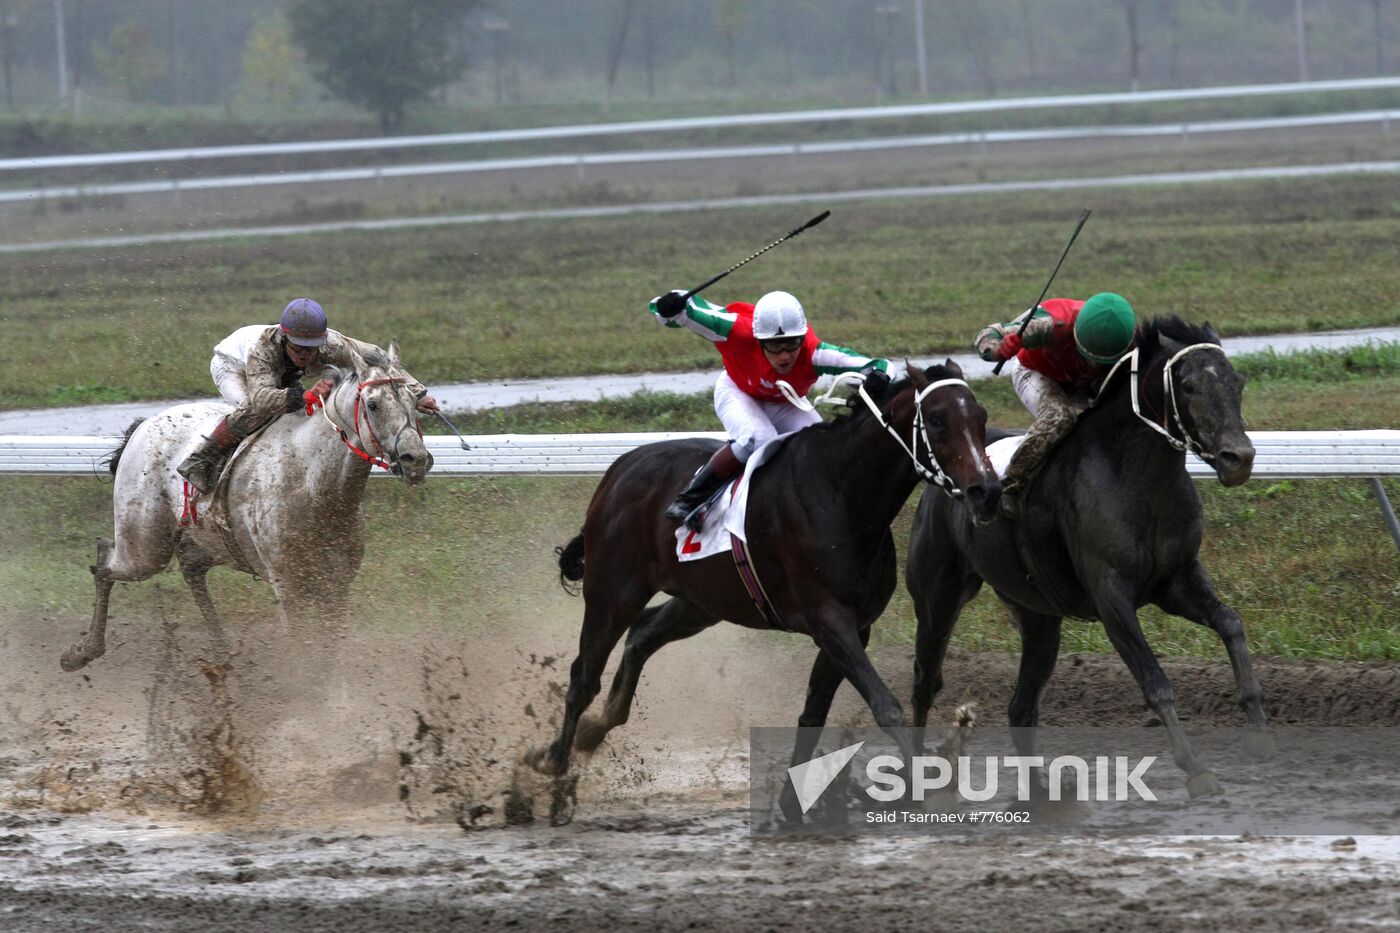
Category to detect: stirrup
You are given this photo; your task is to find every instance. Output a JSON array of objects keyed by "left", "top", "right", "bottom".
[
  {"left": 681, "top": 503, "right": 708, "bottom": 533},
  {"left": 177, "top": 457, "right": 213, "bottom": 496}
]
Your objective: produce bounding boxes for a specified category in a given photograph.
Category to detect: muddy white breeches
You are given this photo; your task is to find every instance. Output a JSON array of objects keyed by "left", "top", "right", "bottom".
[
  {"left": 713, "top": 372, "right": 821, "bottom": 462},
  {"left": 210, "top": 354, "right": 250, "bottom": 406}
]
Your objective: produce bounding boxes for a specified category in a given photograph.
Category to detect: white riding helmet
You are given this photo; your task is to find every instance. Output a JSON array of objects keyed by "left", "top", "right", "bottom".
[{"left": 752, "top": 291, "right": 809, "bottom": 340}]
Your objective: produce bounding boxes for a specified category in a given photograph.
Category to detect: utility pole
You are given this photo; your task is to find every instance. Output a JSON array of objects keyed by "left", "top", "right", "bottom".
[
  {"left": 877, "top": 5, "right": 899, "bottom": 97},
  {"left": 1294, "top": 0, "right": 1308, "bottom": 82},
  {"left": 54, "top": 0, "right": 68, "bottom": 100},
  {"left": 913, "top": 0, "right": 927, "bottom": 96},
  {"left": 482, "top": 17, "right": 509, "bottom": 104},
  {"left": 166, "top": 0, "right": 176, "bottom": 104},
  {"left": 0, "top": 0, "right": 13, "bottom": 110}
]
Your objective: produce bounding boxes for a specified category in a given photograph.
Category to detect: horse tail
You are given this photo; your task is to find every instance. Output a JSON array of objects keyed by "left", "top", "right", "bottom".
[
  {"left": 555, "top": 532, "right": 585, "bottom": 596},
  {"left": 104, "top": 418, "right": 146, "bottom": 475}
]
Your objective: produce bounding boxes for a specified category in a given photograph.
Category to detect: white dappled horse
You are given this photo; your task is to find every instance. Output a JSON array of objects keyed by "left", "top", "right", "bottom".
[{"left": 61, "top": 344, "right": 433, "bottom": 672}]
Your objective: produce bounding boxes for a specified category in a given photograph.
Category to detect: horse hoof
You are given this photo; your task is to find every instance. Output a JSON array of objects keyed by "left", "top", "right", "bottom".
[
  {"left": 523, "top": 746, "right": 566, "bottom": 778},
  {"left": 1186, "top": 771, "right": 1224, "bottom": 798},
  {"left": 548, "top": 775, "right": 579, "bottom": 827},
  {"left": 503, "top": 788, "right": 534, "bottom": 826},
  {"left": 1243, "top": 730, "right": 1276, "bottom": 760},
  {"left": 60, "top": 644, "right": 92, "bottom": 672}
]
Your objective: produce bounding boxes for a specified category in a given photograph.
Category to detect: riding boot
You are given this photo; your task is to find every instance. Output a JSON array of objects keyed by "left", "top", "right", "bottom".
[
  {"left": 665, "top": 443, "right": 744, "bottom": 532},
  {"left": 998, "top": 407, "right": 1077, "bottom": 520},
  {"left": 176, "top": 416, "right": 245, "bottom": 495}
]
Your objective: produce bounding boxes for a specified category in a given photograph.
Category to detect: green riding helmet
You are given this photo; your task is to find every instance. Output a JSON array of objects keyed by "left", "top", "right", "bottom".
[{"left": 1073, "top": 292, "right": 1136, "bottom": 365}]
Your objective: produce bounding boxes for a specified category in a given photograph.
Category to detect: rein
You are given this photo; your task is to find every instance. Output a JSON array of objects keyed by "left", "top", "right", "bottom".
[
  {"left": 1095, "top": 342, "right": 1227, "bottom": 463},
  {"left": 840, "top": 372, "right": 973, "bottom": 495},
  {"left": 318, "top": 376, "right": 422, "bottom": 471}
]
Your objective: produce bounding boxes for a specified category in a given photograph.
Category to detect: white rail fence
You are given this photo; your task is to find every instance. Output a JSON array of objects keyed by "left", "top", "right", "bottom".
[
  {"left": 6, "top": 76, "right": 1400, "bottom": 172},
  {"left": 4, "top": 430, "right": 1398, "bottom": 548},
  {"left": 7, "top": 110, "right": 1400, "bottom": 205},
  {"left": 2, "top": 430, "right": 1396, "bottom": 478}
]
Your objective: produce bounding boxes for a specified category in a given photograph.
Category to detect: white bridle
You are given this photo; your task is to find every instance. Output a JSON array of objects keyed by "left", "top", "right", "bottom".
[
  {"left": 1096, "top": 342, "right": 1229, "bottom": 462},
  {"left": 779, "top": 371, "right": 972, "bottom": 494}
]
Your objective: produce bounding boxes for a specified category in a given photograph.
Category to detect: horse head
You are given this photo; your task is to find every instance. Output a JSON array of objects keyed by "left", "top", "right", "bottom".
[
  {"left": 1132, "top": 317, "right": 1255, "bottom": 487},
  {"left": 325, "top": 341, "right": 434, "bottom": 485},
  {"left": 886, "top": 360, "right": 1001, "bottom": 522}
]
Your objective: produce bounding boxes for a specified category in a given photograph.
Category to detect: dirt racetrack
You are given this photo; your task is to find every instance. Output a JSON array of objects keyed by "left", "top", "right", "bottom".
[{"left": 0, "top": 600, "right": 1397, "bottom": 932}]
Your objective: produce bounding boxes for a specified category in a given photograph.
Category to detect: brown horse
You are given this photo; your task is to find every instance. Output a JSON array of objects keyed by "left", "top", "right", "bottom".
[{"left": 528, "top": 362, "right": 1000, "bottom": 822}]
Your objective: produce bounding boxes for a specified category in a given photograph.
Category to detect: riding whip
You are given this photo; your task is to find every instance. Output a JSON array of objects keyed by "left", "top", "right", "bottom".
[
  {"left": 993, "top": 208, "right": 1092, "bottom": 375},
  {"left": 682, "top": 210, "right": 831, "bottom": 300},
  {"left": 434, "top": 409, "right": 472, "bottom": 450}
]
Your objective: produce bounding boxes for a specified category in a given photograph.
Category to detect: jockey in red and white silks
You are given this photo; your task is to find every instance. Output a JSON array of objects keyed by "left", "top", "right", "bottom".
[{"left": 650, "top": 288, "right": 890, "bottom": 529}]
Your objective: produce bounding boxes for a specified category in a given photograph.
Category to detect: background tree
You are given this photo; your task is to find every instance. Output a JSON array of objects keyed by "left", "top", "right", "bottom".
[
  {"left": 288, "top": 0, "right": 477, "bottom": 134},
  {"left": 238, "top": 9, "right": 308, "bottom": 110},
  {"left": 602, "top": 0, "right": 637, "bottom": 114},
  {"left": 92, "top": 18, "right": 163, "bottom": 103}
]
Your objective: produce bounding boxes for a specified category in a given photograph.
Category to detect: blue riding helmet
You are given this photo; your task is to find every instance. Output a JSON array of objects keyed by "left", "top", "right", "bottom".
[{"left": 280, "top": 298, "right": 328, "bottom": 348}]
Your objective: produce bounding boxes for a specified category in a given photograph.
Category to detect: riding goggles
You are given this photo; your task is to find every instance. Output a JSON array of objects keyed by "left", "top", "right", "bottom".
[{"left": 760, "top": 336, "right": 804, "bottom": 354}]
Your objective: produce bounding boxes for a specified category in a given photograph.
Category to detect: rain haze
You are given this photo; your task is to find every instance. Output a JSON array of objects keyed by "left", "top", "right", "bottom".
[{"left": 1, "top": 3, "right": 1399, "bottom": 931}]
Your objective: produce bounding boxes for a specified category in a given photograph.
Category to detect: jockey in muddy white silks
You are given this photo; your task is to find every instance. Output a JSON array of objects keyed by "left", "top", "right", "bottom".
[
  {"left": 649, "top": 288, "right": 891, "bottom": 530},
  {"left": 176, "top": 298, "right": 439, "bottom": 495},
  {"left": 974, "top": 291, "right": 1137, "bottom": 517}
]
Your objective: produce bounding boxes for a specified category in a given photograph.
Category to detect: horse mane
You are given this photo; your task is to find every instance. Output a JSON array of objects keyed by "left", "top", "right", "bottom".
[
  {"left": 1095, "top": 315, "right": 1222, "bottom": 402},
  {"left": 1137, "top": 315, "right": 1221, "bottom": 358},
  {"left": 359, "top": 345, "right": 390, "bottom": 369},
  {"left": 810, "top": 362, "right": 961, "bottom": 436}
]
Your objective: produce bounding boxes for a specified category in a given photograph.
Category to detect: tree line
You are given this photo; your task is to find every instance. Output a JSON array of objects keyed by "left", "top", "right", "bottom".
[{"left": 0, "top": 0, "right": 1395, "bottom": 133}]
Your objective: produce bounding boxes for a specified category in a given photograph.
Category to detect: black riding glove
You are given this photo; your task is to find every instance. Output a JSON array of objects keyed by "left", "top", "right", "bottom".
[
  {"left": 860, "top": 363, "right": 891, "bottom": 398},
  {"left": 654, "top": 290, "right": 688, "bottom": 319}
]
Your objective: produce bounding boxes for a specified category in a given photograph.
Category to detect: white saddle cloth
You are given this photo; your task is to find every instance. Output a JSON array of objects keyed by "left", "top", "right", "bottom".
[
  {"left": 674, "top": 434, "right": 789, "bottom": 562},
  {"left": 986, "top": 435, "right": 1027, "bottom": 481}
]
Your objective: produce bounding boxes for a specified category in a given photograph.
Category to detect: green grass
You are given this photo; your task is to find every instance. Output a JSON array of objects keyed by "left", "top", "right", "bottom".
[{"left": 7, "top": 175, "right": 1400, "bottom": 410}]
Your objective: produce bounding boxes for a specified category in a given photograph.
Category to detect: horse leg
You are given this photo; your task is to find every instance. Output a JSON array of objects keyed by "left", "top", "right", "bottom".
[
  {"left": 1157, "top": 560, "right": 1274, "bottom": 759},
  {"left": 908, "top": 565, "right": 981, "bottom": 735},
  {"left": 528, "top": 583, "right": 651, "bottom": 777},
  {"left": 1006, "top": 608, "right": 1062, "bottom": 799},
  {"left": 809, "top": 608, "right": 916, "bottom": 761},
  {"left": 62, "top": 527, "right": 177, "bottom": 672},
  {"left": 776, "top": 627, "right": 870, "bottom": 824},
  {"left": 574, "top": 598, "right": 718, "bottom": 758},
  {"left": 1094, "top": 574, "right": 1221, "bottom": 797},
  {"left": 176, "top": 537, "right": 233, "bottom": 667},
  {"left": 1007, "top": 609, "right": 1063, "bottom": 730}
]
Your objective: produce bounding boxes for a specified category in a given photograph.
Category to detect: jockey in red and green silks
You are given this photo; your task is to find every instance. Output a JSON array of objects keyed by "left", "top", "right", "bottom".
[
  {"left": 650, "top": 288, "right": 890, "bottom": 530},
  {"left": 975, "top": 292, "right": 1137, "bottom": 516}
]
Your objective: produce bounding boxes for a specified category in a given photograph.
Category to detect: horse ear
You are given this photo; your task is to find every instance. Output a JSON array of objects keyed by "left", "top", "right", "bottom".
[
  {"left": 943, "top": 357, "right": 964, "bottom": 379},
  {"left": 906, "top": 357, "right": 928, "bottom": 389},
  {"left": 388, "top": 339, "right": 402, "bottom": 369},
  {"left": 1202, "top": 321, "right": 1222, "bottom": 344}
]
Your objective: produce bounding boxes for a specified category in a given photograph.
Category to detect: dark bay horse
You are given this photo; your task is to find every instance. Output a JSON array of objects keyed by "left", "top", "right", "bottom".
[
  {"left": 907, "top": 317, "right": 1271, "bottom": 798},
  {"left": 529, "top": 362, "right": 1000, "bottom": 820}
]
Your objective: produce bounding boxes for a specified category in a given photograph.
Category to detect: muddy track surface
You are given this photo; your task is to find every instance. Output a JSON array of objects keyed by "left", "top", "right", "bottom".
[{"left": 0, "top": 607, "right": 1396, "bottom": 932}]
